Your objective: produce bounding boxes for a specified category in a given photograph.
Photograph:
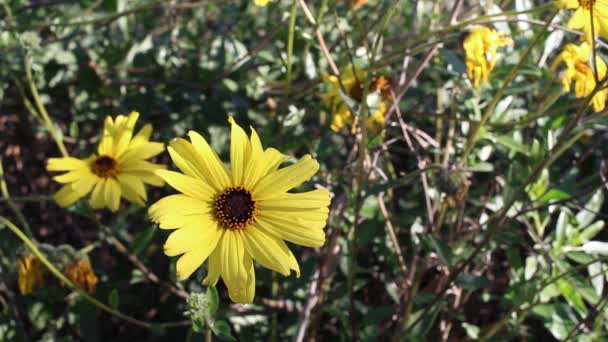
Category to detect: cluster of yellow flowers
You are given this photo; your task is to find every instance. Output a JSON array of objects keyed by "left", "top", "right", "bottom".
[
  {"left": 46, "top": 112, "right": 330, "bottom": 303},
  {"left": 463, "top": 3, "right": 608, "bottom": 112}
]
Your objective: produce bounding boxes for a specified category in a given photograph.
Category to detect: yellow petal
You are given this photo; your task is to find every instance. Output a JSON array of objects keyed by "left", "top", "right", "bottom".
[
  {"left": 118, "top": 142, "right": 164, "bottom": 163},
  {"left": 126, "top": 170, "right": 165, "bottom": 187},
  {"left": 241, "top": 227, "right": 298, "bottom": 277},
  {"left": 252, "top": 155, "right": 319, "bottom": 200},
  {"left": 54, "top": 185, "right": 85, "bottom": 207},
  {"left": 117, "top": 174, "right": 146, "bottom": 206},
  {"left": 175, "top": 225, "right": 222, "bottom": 280},
  {"left": 255, "top": 215, "right": 326, "bottom": 248},
  {"left": 47, "top": 157, "right": 88, "bottom": 171},
  {"left": 242, "top": 127, "right": 266, "bottom": 189},
  {"left": 188, "top": 131, "right": 232, "bottom": 191},
  {"left": 69, "top": 172, "right": 98, "bottom": 196},
  {"left": 260, "top": 148, "right": 290, "bottom": 176},
  {"left": 229, "top": 117, "right": 250, "bottom": 186},
  {"left": 89, "top": 178, "right": 107, "bottom": 209},
  {"left": 165, "top": 217, "right": 221, "bottom": 257},
  {"left": 53, "top": 168, "right": 93, "bottom": 184},
  {"left": 258, "top": 188, "right": 331, "bottom": 210},
  {"left": 203, "top": 248, "right": 221, "bottom": 286},
  {"left": 149, "top": 194, "right": 212, "bottom": 229},
  {"left": 219, "top": 231, "right": 255, "bottom": 303},
  {"left": 130, "top": 123, "right": 153, "bottom": 147},
  {"left": 154, "top": 170, "right": 215, "bottom": 202},
  {"left": 105, "top": 177, "right": 121, "bottom": 212}
]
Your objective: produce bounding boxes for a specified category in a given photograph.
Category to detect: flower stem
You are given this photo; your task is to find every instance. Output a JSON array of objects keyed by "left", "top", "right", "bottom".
[{"left": 24, "top": 58, "right": 69, "bottom": 157}]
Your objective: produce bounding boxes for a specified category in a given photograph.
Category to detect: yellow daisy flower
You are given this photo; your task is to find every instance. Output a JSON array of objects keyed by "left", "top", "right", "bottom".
[
  {"left": 47, "top": 111, "right": 165, "bottom": 212},
  {"left": 149, "top": 118, "right": 330, "bottom": 303},
  {"left": 18, "top": 255, "right": 46, "bottom": 295},
  {"left": 552, "top": 41, "right": 608, "bottom": 112},
  {"left": 556, "top": 0, "right": 608, "bottom": 43},
  {"left": 463, "top": 27, "right": 513, "bottom": 89},
  {"left": 321, "top": 65, "right": 393, "bottom": 134},
  {"left": 63, "top": 259, "right": 98, "bottom": 294}
]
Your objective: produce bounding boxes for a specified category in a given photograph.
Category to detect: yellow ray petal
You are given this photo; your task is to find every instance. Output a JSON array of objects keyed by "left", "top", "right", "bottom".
[
  {"left": 89, "top": 178, "right": 107, "bottom": 209},
  {"left": 260, "top": 148, "right": 290, "bottom": 176},
  {"left": 130, "top": 123, "right": 153, "bottom": 147},
  {"left": 53, "top": 168, "right": 94, "bottom": 184},
  {"left": 118, "top": 142, "right": 164, "bottom": 163},
  {"left": 54, "top": 185, "right": 85, "bottom": 207},
  {"left": 187, "top": 131, "right": 232, "bottom": 191},
  {"left": 167, "top": 140, "right": 205, "bottom": 179},
  {"left": 154, "top": 170, "right": 215, "bottom": 202},
  {"left": 175, "top": 223, "right": 222, "bottom": 280},
  {"left": 47, "top": 157, "right": 88, "bottom": 171},
  {"left": 219, "top": 231, "right": 255, "bottom": 303},
  {"left": 203, "top": 248, "right": 221, "bottom": 286},
  {"left": 69, "top": 172, "right": 99, "bottom": 196},
  {"left": 242, "top": 127, "right": 266, "bottom": 189},
  {"left": 240, "top": 227, "right": 298, "bottom": 277},
  {"left": 258, "top": 188, "right": 331, "bottom": 210},
  {"left": 104, "top": 177, "right": 122, "bottom": 212},
  {"left": 229, "top": 117, "right": 250, "bottom": 186},
  {"left": 253, "top": 155, "right": 319, "bottom": 200},
  {"left": 165, "top": 217, "right": 220, "bottom": 256},
  {"left": 255, "top": 216, "right": 326, "bottom": 248},
  {"left": 149, "top": 194, "right": 212, "bottom": 229},
  {"left": 117, "top": 174, "right": 147, "bottom": 206}
]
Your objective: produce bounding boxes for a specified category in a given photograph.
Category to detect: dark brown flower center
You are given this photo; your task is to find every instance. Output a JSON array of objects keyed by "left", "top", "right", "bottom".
[
  {"left": 214, "top": 187, "right": 256, "bottom": 230},
  {"left": 92, "top": 155, "right": 119, "bottom": 177}
]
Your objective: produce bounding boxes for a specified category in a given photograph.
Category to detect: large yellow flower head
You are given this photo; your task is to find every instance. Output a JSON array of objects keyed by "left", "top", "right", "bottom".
[
  {"left": 556, "top": 0, "right": 608, "bottom": 43},
  {"left": 47, "top": 112, "right": 165, "bottom": 212},
  {"left": 552, "top": 41, "right": 608, "bottom": 112},
  {"left": 321, "top": 65, "right": 393, "bottom": 134},
  {"left": 463, "top": 27, "right": 513, "bottom": 89},
  {"left": 18, "top": 255, "right": 46, "bottom": 295},
  {"left": 149, "top": 118, "right": 330, "bottom": 303}
]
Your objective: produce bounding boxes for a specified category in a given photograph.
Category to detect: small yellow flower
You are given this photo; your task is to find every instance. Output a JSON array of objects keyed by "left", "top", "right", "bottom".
[
  {"left": 552, "top": 42, "right": 608, "bottom": 112},
  {"left": 556, "top": 0, "right": 608, "bottom": 43},
  {"left": 463, "top": 27, "right": 513, "bottom": 89},
  {"left": 149, "top": 118, "right": 330, "bottom": 303},
  {"left": 47, "top": 111, "right": 165, "bottom": 211},
  {"left": 254, "top": 0, "right": 273, "bottom": 6},
  {"left": 321, "top": 65, "right": 393, "bottom": 134},
  {"left": 18, "top": 255, "right": 46, "bottom": 295},
  {"left": 63, "top": 259, "right": 98, "bottom": 294}
]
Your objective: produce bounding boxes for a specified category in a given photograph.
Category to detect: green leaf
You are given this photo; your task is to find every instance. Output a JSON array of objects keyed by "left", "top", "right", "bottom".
[
  {"left": 576, "top": 190, "right": 604, "bottom": 228},
  {"left": 555, "top": 211, "right": 569, "bottom": 248},
  {"left": 108, "top": 289, "right": 120, "bottom": 310},
  {"left": 579, "top": 221, "right": 605, "bottom": 243},
  {"left": 427, "top": 236, "right": 453, "bottom": 266},
  {"left": 205, "top": 286, "right": 220, "bottom": 316},
  {"left": 494, "top": 134, "right": 530, "bottom": 155},
  {"left": 211, "top": 320, "right": 235, "bottom": 341},
  {"left": 556, "top": 278, "right": 587, "bottom": 316}
]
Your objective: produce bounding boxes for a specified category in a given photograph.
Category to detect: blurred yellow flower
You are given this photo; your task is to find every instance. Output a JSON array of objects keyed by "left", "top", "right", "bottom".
[
  {"left": 47, "top": 112, "right": 165, "bottom": 212},
  {"left": 149, "top": 118, "right": 330, "bottom": 303},
  {"left": 552, "top": 41, "right": 608, "bottom": 112},
  {"left": 254, "top": 0, "right": 272, "bottom": 6},
  {"left": 64, "top": 259, "right": 98, "bottom": 294},
  {"left": 18, "top": 255, "right": 46, "bottom": 295},
  {"left": 463, "top": 27, "right": 513, "bottom": 89},
  {"left": 555, "top": 0, "right": 608, "bottom": 43},
  {"left": 322, "top": 65, "right": 393, "bottom": 134}
]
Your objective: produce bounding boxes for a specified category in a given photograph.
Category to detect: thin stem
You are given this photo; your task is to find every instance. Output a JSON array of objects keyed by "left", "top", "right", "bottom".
[
  {"left": 0, "top": 216, "right": 152, "bottom": 328},
  {"left": 25, "top": 58, "right": 69, "bottom": 157},
  {"left": 0, "top": 158, "right": 34, "bottom": 237}
]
